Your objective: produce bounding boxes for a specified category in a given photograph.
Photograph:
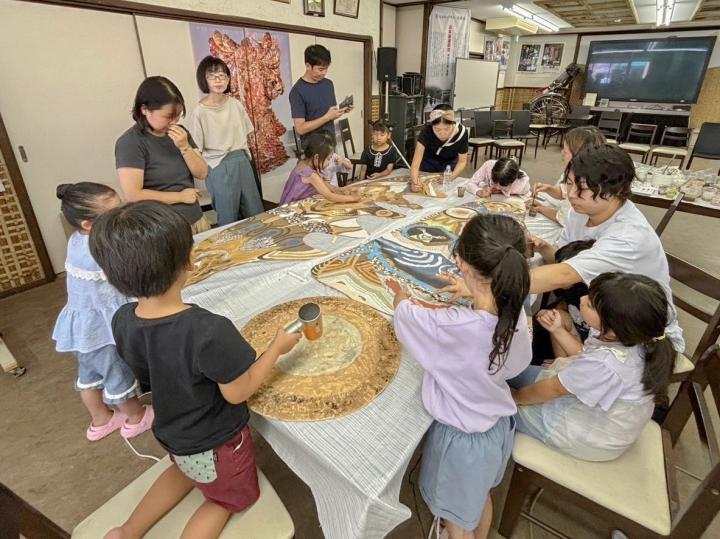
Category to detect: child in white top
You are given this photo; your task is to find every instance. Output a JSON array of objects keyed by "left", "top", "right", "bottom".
[
  {"left": 393, "top": 213, "right": 532, "bottom": 539},
  {"left": 511, "top": 272, "right": 675, "bottom": 461},
  {"left": 465, "top": 157, "right": 530, "bottom": 197}
]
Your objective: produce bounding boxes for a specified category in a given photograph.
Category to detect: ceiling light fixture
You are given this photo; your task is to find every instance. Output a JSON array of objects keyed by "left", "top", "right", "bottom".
[
  {"left": 503, "top": 5, "right": 559, "bottom": 32},
  {"left": 656, "top": 0, "right": 675, "bottom": 27}
]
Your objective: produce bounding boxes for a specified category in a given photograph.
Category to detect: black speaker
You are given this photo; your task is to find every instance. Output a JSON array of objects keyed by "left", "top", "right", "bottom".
[{"left": 377, "top": 47, "right": 397, "bottom": 82}]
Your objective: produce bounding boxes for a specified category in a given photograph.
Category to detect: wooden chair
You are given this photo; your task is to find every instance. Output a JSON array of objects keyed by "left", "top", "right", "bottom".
[
  {"left": 338, "top": 118, "right": 363, "bottom": 180},
  {"left": 654, "top": 192, "right": 684, "bottom": 238},
  {"left": 665, "top": 252, "right": 720, "bottom": 382},
  {"left": 72, "top": 457, "right": 294, "bottom": 538},
  {"left": 469, "top": 111, "right": 494, "bottom": 168},
  {"left": 619, "top": 123, "right": 658, "bottom": 163},
  {"left": 510, "top": 110, "right": 539, "bottom": 159},
  {"left": 686, "top": 122, "right": 720, "bottom": 174},
  {"left": 597, "top": 110, "right": 623, "bottom": 144},
  {"left": 0, "top": 481, "right": 69, "bottom": 538},
  {"left": 498, "top": 343, "right": 720, "bottom": 539},
  {"left": 491, "top": 119, "right": 525, "bottom": 165},
  {"left": 648, "top": 127, "right": 691, "bottom": 168}
]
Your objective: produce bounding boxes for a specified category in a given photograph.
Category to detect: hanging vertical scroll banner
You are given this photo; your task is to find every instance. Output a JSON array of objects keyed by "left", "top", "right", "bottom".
[{"left": 425, "top": 5, "right": 470, "bottom": 105}]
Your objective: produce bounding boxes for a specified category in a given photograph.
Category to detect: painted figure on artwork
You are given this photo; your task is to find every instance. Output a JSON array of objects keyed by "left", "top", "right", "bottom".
[{"left": 209, "top": 30, "right": 289, "bottom": 174}]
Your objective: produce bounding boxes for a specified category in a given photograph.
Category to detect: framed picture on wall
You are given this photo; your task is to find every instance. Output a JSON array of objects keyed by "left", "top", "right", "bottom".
[
  {"left": 334, "top": 0, "right": 359, "bottom": 18},
  {"left": 518, "top": 43, "right": 541, "bottom": 72},
  {"left": 541, "top": 43, "right": 564, "bottom": 72},
  {"left": 304, "top": 0, "right": 325, "bottom": 16}
]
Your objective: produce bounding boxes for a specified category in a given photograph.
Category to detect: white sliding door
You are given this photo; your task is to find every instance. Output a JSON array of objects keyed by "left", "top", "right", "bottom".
[{"left": 0, "top": 0, "right": 145, "bottom": 272}]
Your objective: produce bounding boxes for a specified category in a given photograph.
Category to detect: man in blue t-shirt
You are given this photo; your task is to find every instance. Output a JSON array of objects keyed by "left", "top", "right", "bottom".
[{"left": 289, "top": 45, "right": 351, "bottom": 142}]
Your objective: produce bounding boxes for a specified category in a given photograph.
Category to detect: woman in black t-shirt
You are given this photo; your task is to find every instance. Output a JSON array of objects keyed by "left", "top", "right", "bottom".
[{"left": 409, "top": 104, "right": 468, "bottom": 192}]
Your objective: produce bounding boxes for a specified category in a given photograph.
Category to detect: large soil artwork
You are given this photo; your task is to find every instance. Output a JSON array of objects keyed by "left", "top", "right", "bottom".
[
  {"left": 311, "top": 200, "right": 526, "bottom": 314},
  {"left": 186, "top": 197, "right": 408, "bottom": 286}
]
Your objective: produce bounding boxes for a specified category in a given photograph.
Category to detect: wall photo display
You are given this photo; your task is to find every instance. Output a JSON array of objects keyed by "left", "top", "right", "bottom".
[
  {"left": 334, "top": 0, "right": 359, "bottom": 18},
  {"left": 541, "top": 43, "right": 564, "bottom": 72},
  {"left": 304, "top": 0, "right": 325, "bottom": 16},
  {"left": 485, "top": 37, "right": 511, "bottom": 71},
  {"left": 518, "top": 43, "right": 541, "bottom": 72}
]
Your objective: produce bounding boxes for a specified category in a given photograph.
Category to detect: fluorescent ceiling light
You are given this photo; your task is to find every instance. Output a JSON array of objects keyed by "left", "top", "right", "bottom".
[
  {"left": 503, "top": 5, "right": 559, "bottom": 32},
  {"left": 656, "top": 0, "right": 675, "bottom": 26}
]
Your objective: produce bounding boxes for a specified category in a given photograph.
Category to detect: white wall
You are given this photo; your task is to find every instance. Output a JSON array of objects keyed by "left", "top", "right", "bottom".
[
  {"left": 382, "top": 4, "right": 396, "bottom": 47},
  {"left": 395, "top": 5, "right": 424, "bottom": 74},
  {"left": 133, "top": 0, "right": 381, "bottom": 92},
  {"left": 503, "top": 33, "right": 578, "bottom": 87},
  {"left": 133, "top": 0, "right": 380, "bottom": 43},
  {"left": 577, "top": 29, "right": 720, "bottom": 67}
]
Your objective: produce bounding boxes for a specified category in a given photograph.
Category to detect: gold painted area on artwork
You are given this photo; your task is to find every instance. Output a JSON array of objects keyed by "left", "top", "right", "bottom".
[{"left": 243, "top": 297, "right": 401, "bottom": 421}]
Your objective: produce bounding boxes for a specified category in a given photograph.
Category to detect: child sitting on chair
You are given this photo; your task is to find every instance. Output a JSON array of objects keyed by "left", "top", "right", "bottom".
[
  {"left": 511, "top": 272, "right": 675, "bottom": 462},
  {"left": 359, "top": 121, "right": 400, "bottom": 180},
  {"left": 466, "top": 157, "right": 530, "bottom": 197},
  {"left": 279, "top": 131, "right": 361, "bottom": 205},
  {"left": 92, "top": 201, "right": 301, "bottom": 538},
  {"left": 532, "top": 240, "right": 596, "bottom": 363}
]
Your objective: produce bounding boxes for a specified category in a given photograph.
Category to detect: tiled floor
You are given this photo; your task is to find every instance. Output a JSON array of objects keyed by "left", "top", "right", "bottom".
[{"left": 1, "top": 146, "right": 719, "bottom": 538}]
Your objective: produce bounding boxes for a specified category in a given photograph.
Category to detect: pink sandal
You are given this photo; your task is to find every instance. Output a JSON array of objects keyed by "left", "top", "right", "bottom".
[
  {"left": 86, "top": 411, "right": 126, "bottom": 442},
  {"left": 120, "top": 405, "right": 155, "bottom": 439}
]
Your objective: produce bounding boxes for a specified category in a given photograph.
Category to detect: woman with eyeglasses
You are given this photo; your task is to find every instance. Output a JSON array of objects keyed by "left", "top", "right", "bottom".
[
  {"left": 187, "top": 56, "right": 264, "bottom": 226},
  {"left": 115, "top": 76, "right": 210, "bottom": 234},
  {"left": 409, "top": 104, "right": 469, "bottom": 192}
]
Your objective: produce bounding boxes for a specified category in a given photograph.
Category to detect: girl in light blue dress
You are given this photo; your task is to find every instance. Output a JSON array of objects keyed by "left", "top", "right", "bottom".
[{"left": 53, "top": 182, "right": 154, "bottom": 441}]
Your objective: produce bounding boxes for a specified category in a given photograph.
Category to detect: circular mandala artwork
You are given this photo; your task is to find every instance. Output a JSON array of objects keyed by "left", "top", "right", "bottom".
[
  {"left": 242, "top": 296, "right": 401, "bottom": 421},
  {"left": 444, "top": 206, "right": 479, "bottom": 220}
]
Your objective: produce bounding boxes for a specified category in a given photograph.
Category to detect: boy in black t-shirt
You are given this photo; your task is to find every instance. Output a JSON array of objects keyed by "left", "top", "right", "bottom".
[
  {"left": 90, "top": 201, "right": 300, "bottom": 537},
  {"left": 359, "top": 121, "right": 401, "bottom": 180}
]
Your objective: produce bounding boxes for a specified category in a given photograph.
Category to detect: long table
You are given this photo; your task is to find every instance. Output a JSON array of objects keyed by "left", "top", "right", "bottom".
[{"left": 183, "top": 173, "right": 560, "bottom": 539}]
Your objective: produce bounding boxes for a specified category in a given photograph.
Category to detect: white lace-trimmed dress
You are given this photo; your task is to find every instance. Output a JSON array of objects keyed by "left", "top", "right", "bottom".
[{"left": 52, "top": 232, "right": 139, "bottom": 405}]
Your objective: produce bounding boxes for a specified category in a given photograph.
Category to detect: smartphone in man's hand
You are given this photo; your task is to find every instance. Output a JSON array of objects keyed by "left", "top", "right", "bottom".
[{"left": 338, "top": 95, "right": 354, "bottom": 110}]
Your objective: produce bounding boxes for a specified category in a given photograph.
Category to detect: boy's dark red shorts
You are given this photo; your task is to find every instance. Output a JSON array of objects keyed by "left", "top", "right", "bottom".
[{"left": 171, "top": 425, "right": 260, "bottom": 512}]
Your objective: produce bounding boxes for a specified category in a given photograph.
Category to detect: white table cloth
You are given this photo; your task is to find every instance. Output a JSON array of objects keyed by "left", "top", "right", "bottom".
[{"left": 182, "top": 174, "right": 556, "bottom": 538}]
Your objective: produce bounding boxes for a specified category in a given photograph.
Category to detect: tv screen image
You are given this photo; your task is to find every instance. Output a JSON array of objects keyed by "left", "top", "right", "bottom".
[{"left": 583, "top": 36, "right": 716, "bottom": 104}]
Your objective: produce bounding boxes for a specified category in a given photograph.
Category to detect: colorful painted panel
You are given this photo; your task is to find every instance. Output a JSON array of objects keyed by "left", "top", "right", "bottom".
[
  {"left": 311, "top": 200, "right": 527, "bottom": 314},
  {"left": 187, "top": 197, "right": 406, "bottom": 285}
]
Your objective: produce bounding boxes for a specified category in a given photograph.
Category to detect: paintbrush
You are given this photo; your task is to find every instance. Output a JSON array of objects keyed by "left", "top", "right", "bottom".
[
  {"left": 528, "top": 189, "right": 538, "bottom": 217},
  {"left": 662, "top": 153, "right": 677, "bottom": 175}
]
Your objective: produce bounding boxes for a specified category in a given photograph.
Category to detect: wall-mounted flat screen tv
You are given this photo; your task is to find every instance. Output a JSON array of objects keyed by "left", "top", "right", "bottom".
[{"left": 583, "top": 36, "right": 716, "bottom": 103}]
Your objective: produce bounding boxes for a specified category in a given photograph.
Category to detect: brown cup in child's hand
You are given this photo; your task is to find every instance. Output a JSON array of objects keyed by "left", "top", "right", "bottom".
[{"left": 477, "top": 186, "right": 491, "bottom": 198}]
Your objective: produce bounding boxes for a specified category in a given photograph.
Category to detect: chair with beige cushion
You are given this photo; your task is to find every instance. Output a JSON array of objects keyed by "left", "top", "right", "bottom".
[
  {"left": 597, "top": 110, "right": 623, "bottom": 144},
  {"left": 491, "top": 119, "right": 525, "bottom": 166},
  {"left": 499, "top": 343, "right": 720, "bottom": 539},
  {"left": 469, "top": 111, "right": 495, "bottom": 168},
  {"left": 619, "top": 123, "right": 658, "bottom": 163},
  {"left": 647, "top": 127, "right": 691, "bottom": 168},
  {"left": 665, "top": 252, "right": 720, "bottom": 382},
  {"left": 72, "top": 457, "right": 294, "bottom": 539}
]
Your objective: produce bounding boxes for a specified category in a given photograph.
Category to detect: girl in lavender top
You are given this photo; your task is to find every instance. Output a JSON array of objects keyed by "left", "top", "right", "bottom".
[
  {"left": 279, "top": 132, "right": 361, "bottom": 205},
  {"left": 511, "top": 273, "right": 675, "bottom": 462},
  {"left": 393, "top": 214, "right": 532, "bottom": 539}
]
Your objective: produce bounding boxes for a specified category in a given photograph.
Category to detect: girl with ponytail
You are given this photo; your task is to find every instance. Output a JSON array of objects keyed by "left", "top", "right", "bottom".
[
  {"left": 511, "top": 272, "right": 675, "bottom": 462},
  {"left": 393, "top": 213, "right": 532, "bottom": 539}
]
